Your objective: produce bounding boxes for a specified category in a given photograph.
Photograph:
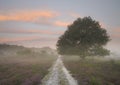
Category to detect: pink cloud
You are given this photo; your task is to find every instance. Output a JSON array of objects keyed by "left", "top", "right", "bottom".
[
  {"left": 0, "top": 10, "right": 58, "bottom": 22},
  {"left": 0, "top": 29, "right": 64, "bottom": 35},
  {"left": 111, "top": 30, "right": 120, "bottom": 39},
  {"left": 0, "top": 10, "right": 71, "bottom": 27},
  {"left": 0, "top": 36, "right": 58, "bottom": 43},
  {"left": 54, "top": 21, "right": 70, "bottom": 27},
  {"left": 0, "top": 36, "right": 38, "bottom": 43}
]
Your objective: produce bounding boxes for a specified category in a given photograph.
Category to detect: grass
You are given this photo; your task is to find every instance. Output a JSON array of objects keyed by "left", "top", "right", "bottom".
[
  {"left": 0, "top": 58, "right": 56, "bottom": 85},
  {"left": 0, "top": 44, "right": 120, "bottom": 85},
  {"left": 0, "top": 51, "right": 57, "bottom": 85},
  {"left": 63, "top": 56, "right": 120, "bottom": 85}
]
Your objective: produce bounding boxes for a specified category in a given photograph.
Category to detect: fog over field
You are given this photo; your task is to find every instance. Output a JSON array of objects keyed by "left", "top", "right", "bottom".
[
  {"left": 0, "top": 0, "right": 120, "bottom": 85},
  {"left": 0, "top": 44, "right": 120, "bottom": 85}
]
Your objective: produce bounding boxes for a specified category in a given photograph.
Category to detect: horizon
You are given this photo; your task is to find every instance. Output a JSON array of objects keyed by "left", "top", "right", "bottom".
[{"left": 0, "top": 0, "right": 120, "bottom": 53}]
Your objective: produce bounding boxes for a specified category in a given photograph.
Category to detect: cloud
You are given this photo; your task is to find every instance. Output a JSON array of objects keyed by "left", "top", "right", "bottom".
[
  {"left": 0, "top": 10, "right": 71, "bottom": 27},
  {"left": 0, "top": 28, "right": 64, "bottom": 35},
  {"left": 0, "top": 36, "right": 58, "bottom": 43},
  {"left": 0, "top": 36, "right": 38, "bottom": 43},
  {"left": 54, "top": 21, "right": 70, "bottom": 27},
  {"left": 0, "top": 10, "right": 58, "bottom": 22},
  {"left": 0, "top": 28, "right": 62, "bottom": 48},
  {"left": 1, "top": 36, "right": 58, "bottom": 48},
  {"left": 110, "top": 27, "right": 120, "bottom": 38},
  {"left": 107, "top": 27, "right": 120, "bottom": 46}
]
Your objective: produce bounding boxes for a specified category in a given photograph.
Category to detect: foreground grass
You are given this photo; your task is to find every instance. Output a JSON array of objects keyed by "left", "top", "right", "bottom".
[
  {"left": 0, "top": 54, "right": 57, "bottom": 85},
  {"left": 63, "top": 56, "right": 120, "bottom": 85},
  {"left": 0, "top": 44, "right": 120, "bottom": 85}
]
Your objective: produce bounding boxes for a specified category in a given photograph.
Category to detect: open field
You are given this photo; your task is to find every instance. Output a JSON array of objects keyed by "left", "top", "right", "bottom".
[
  {"left": 0, "top": 44, "right": 57, "bottom": 85},
  {"left": 0, "top": 44, "right": 120, "bottom": 85},
  {"left": 0, "top": 57, "right": 57, "bottom": 85},
  {"left": 63, "top": 56, "right": 120, "bottom": 85}
]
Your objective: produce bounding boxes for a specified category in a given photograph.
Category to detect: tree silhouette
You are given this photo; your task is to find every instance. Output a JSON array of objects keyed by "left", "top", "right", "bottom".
[{"left": 56, "top": 17, "right": 110, "bottom": 58}]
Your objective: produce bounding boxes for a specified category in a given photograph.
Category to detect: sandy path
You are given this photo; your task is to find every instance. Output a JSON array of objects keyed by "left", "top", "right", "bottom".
[{"left": 41, "top": 55, "right": 78, "bottom": 85}]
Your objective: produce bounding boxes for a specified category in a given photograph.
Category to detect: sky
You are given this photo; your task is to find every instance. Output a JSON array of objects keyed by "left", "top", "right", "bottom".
[{"left": 0, "top": 0, "right": 120, "bottom": 53}]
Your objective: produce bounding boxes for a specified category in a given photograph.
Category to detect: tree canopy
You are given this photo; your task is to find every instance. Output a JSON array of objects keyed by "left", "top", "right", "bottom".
[{"left": 56, "top": 17, "right": 110, "bottom": 58}]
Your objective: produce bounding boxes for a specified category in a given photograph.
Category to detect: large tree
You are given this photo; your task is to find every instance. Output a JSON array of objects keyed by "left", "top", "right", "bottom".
[{"left": 56, "top": 17, "right": 110, "bottom": 58}]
